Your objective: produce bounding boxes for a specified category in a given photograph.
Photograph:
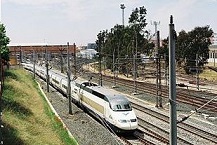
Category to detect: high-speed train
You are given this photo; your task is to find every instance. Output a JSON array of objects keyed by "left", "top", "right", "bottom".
[{"left": 23, "top": 63, "right": 138, "bottom": 133}]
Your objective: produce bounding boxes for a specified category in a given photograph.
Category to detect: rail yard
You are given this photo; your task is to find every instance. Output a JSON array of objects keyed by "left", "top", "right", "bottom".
[
  {"left": 2, "top": 1, "right": 217, "bottom": 144},
  {"left": 81, "top": 64, "right": 217, "bottom": 144},
  {"left": 3, "top": 14, "right": 217, "bottom": 145},
  {"left": 19, "top": 57, "right": 217, "bottom": 145}
]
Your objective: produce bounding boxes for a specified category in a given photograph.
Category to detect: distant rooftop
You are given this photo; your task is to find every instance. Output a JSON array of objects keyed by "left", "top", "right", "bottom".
[
  {"left": 8, "top": 42, "right": 76, "bottom": 46},
  {"left": 8, "top": 43, "right": 49, "bottom": 46},
  {"left": 209, "top": 45, "right": 217, "bottom": 51}
]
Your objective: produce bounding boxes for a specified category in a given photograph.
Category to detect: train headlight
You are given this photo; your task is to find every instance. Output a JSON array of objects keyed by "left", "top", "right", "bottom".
[
  {"left": 130, "top": 119, "right": 137, "bottom": 122},
  {"left": 118, "top": 119, "right": 127, "bottom": 123}
]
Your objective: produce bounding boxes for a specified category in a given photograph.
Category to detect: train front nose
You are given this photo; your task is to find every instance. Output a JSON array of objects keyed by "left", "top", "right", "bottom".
[{"left": 117, "top": 119, "right": 138, "bottom": 130}]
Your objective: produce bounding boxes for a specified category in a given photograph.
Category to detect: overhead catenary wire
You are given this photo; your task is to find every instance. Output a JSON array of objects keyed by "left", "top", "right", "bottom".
[
  {"left": 177, "top": 95, "right": 217, "bottom": 123},
  {"left": 162, "top": 84, "right": 217, "bottom": 124},
  {"left": 176, "top": 83, "right": 217, "bottom": 123}
]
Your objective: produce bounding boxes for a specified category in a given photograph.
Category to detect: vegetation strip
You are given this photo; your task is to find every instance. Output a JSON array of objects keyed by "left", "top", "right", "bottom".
[
  {"left": 2, "top": 69, "right": 77, "bottom": 145},
  {"left": 36, "top": 81, "right": 75, "bottom": 140}
]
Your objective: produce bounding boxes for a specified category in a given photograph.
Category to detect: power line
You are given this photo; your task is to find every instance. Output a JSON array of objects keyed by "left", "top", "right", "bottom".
[{"left": 177, "top": 94, "right": 217, "bottom": 124}]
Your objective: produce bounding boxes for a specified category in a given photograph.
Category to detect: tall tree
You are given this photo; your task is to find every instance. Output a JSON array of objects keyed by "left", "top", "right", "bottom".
[
  {"left": 0, "top": 24, "right": 10, "bottom": 62},
  {"left": 177, "top": 26, "right": 213, "bottom": 73},
  {"left": 128, "top": 6, "right": 149, "bottom": 55},
  {"left": 128, "top": 6, "right": 147, "bottom": 30},
  {"left": 158, "top": 26, "right": 213, "bottom": 74}
]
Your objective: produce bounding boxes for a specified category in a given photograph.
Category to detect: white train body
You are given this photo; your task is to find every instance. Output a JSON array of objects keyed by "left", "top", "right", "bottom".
[{"left": 23, "top": 63, "right": 138, "bottom": 132}]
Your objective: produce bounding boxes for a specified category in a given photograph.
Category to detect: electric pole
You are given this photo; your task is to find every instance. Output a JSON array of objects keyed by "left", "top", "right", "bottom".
[
  {"left": 132, "top": 54, "right": 138, "bottom": 95},
  {"left": 99, "top": 51, "right": 102, "bottom": 86},
  {"left": 196, "top": 54, "right": 199, "bottom": 90},
  {"left": 112, "top": 49, "right": 117, "bottom": 88},
  {"left": 45, "top": 45, "right": 49, "bottom": 92},
  {"left": 19, "top": 46, "right": 22, "bottom": 68},
  {"left": 156, "top": 31, "right": 162, "bottom": 107},
  {"left": 59, "top": 45, "right": 65, "bottom": 73},
  {"left": 73, "top": 43, "right": 76, "bottom": 77},
  {"left": 164, "top": 53, "right": 168, "bottom": 86},
  {"left": 67, "top": 42, "right": 72, "bottom": 115},
  {"left": 213, "top": 50, "right": 216, "bottom": 67},
  {"left": 33, "top": 50, "right": 36, "bottom": 79},
  {"left": 169, "top": 15, "right": 177, "bottom": 145}
]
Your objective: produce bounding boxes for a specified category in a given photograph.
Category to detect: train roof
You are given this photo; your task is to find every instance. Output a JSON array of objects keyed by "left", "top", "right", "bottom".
[
  {"left": 89, "top": 85, "right": 130, "bottom": 104},
  {"left": 75, "top": 79, "right": 130, "bottom": 104}
]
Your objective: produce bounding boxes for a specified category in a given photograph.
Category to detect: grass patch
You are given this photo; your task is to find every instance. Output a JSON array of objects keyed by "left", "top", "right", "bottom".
[
  {"left": 200, "top": 68, "right": 217, "bottom": 82},
  {"left": 2, "top": 68, "right": 77, "bottom": 145}
]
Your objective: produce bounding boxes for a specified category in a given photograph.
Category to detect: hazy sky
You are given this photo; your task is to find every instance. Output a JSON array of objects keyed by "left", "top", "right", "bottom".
[{"left": 1, "top": 0, "right": 217, "bottom": 46}]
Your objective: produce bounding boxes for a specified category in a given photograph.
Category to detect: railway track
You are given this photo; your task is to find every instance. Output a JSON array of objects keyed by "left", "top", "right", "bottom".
[
  {"left": 137, "top": 119, "right": 169, "bottom": 144},
  {"left": 132, "top": 102, "right": 217, "bottom": 144},
  {"left": 137, "top": 117, "right": 193, "bottom": 145},
  {"left": 85, "top": 72, "right": 217, "bottom": 114},
  {"left": 120, "top": 131, "right": 155, "bottom": 145},
  {"left": 82, "top": 71, "right": 217, "bottom": 144},
  {"left": 50, "top": 64, "right": 217, "bottom": 144},
  {"left": 208, "top": 66, "right": 217, "bottom": 72}
]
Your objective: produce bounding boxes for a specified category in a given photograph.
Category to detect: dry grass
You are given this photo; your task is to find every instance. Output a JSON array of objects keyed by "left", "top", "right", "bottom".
[
  {"left": 2, "top": 69, "right": 76, "bottom": 145},
  {"left": 206, "top": 62, "right": 217, "bottom": 67},
  {"left": 200, "top": 68, "right": 217, "bottom": 82}
]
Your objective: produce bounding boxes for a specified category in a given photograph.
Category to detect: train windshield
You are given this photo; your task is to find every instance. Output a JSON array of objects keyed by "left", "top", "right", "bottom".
[{"left": 110, "top": 101, "right": 132, "bottom": 111}]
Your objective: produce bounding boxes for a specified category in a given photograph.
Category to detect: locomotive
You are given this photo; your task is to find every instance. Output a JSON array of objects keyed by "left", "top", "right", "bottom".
[{"left": 23, "top": 63, "right": 138, "bottom": 132}]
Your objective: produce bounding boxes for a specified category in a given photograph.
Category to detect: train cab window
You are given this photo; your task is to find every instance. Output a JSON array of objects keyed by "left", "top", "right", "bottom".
[
  {"left": 124, "top": 104, "right": 131, "bottom": 110},
  {"left": 116, "top": 105, "right": 122, "bottom": 109},
  {"left": 111, "top": 103, "right": 132, "bottom": 111}
]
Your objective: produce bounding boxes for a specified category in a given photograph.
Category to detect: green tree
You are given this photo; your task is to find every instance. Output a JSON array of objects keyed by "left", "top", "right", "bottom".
[
  {"left": 95, "top": 6, "right": 154, "bottom": 74},
  {"left": 129, "top": 6, "right": 147, "bottom": 30},
  {"left": 128, "top": 6, "right": 149, "bottom": 55},
  {"left": 158, "top": 26, "right": 213, "bottom": 74},
  {"left": 177, "top": 26, "right": 213, "bottom": 73},
  {"left": 0, "top": 23, "right": 10, "bottom": 62}
]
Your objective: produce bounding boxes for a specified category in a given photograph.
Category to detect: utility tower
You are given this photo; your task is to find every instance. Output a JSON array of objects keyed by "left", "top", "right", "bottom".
[
  {"left": 152, "top": 21, "right": 162, "bottom": 107},
  {"left": 156, "top": 31, "right": 162, "bottom": 108},
  {"left": 120, "top": 4, "right": 125, "bottom": 26},
  {"left": 151, "top": 21, "right": 160, "bottom": 56}
]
